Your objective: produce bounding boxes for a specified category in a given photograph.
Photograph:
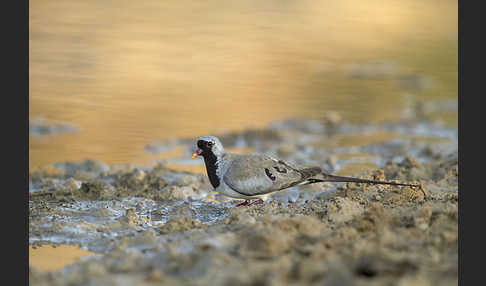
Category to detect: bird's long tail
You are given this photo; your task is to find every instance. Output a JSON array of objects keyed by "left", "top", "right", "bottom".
[{"left": 308, "top": 172, "right": 418, "bottom": 188}]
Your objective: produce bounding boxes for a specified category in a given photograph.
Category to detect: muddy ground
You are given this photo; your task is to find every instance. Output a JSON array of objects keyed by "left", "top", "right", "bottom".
[{"left": 29, "top": 114, "right": 458, "bottom": 286}]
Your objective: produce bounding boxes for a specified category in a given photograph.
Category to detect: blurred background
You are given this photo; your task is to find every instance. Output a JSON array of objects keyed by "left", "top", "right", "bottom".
[{"left": 29, "top": 0, "right": 457, "bottom": 171}]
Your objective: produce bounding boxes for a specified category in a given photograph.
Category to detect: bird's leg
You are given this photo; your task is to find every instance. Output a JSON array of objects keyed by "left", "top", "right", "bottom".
[
  {"left": 248, "top": 199, "right": 264, "bottom": 206},
  {"left": 234, "top": 199, "right": 264, "bottom": 207},
  {"left": 235, "top": 200, "right": 251, "bottom": 207}
]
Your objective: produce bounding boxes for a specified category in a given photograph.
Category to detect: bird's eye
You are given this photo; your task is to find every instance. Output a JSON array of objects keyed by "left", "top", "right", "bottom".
[{"left": 207, "top": 141, "right": 213, "bottom": 147}]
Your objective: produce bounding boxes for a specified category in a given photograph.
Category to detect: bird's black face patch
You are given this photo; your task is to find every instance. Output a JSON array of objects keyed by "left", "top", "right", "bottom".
[
  {"left": 197, "top": 140, "right": 215, "bottom": 156},
  {"left": 265, "top": 168, "right": 276, "bottom": 181},
  {"left": 197, "top": 139, "right": 220, "bottom": 188}
]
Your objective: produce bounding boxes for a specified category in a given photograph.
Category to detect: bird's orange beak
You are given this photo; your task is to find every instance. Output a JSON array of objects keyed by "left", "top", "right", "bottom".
[{"left": 192, "top": 148, "right": 202, "bottom": 159}]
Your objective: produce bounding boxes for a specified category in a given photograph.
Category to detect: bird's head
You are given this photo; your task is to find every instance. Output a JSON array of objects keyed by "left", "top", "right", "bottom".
[{"left": 192, "top": 136, "right": 225, "bottom": 159}]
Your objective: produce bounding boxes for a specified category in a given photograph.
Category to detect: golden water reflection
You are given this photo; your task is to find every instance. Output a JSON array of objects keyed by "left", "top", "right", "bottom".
[
  {"left": 29, "top": 0, "right": 457, "bottom": 170},
  {"left": 29, "top": 245, "right": 99, "bottom": 272}
]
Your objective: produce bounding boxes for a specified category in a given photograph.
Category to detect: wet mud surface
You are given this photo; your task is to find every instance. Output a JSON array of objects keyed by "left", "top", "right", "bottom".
[{"left": 29, "top": 115, "right": 457, "bottom": 285}]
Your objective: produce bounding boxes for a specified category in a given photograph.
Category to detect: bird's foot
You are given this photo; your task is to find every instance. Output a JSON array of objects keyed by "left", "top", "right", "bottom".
[
  {"left": 235, "top": 200, "right": 250, "bottom": 207},
  {"left": 235, "top": 199, "right": 264, "bottom": 207},
  {"left": 248, "top": 199, "right": 264, "bottom": 206}
]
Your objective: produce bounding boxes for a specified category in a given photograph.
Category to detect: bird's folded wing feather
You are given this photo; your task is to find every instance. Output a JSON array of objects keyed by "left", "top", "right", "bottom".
[{"left": 222, "top": 155, "right": 307, "bottom": 196}]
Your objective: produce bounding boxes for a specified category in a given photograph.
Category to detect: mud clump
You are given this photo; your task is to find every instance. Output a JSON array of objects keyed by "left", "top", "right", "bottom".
[
  {"left": 119, "top": 209, "right": 143, "bottom": 227},
  {"left": 77, "top": 181, "right": 113, "bottom": 200},
  {"left": 352, "top": 202, "right": 389, "bottom": 232},
  {"left": 156, "top": 185, "right": 202, "bottom": 200},
  {"left": 54, "top": 159, "right": 109, "bottom": 179},
  {"left": 384, "top": 154, "right": 458, "bottom": 183},
  {"left": 113, "top": 169, "right": 168, "bottom": 199},
  {"left": 29, "top": 180, "right": 114, "bottom": 202},
  {"left": 239, "top": 227, "right": 291, "bottom": 257},
  {"left": 29, "top": 117, "right": 78, "bottom": 137},
  {"left": 324, "top": 197, "right": 364, "bottom": 224},
  {"left": 158, "top": 215, "right": 202, "bottom": 234}
]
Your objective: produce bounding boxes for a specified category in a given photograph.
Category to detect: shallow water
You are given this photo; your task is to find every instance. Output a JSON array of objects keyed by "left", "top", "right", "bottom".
[
  {"left": 29, "top": 0, "right": 457, "bottom": 171},
  {"left": 29, "top": 245, "right": 99, "bottom": 271}
]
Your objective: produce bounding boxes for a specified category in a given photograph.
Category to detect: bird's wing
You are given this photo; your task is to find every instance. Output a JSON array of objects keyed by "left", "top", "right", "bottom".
[{"left": 222, "top": 154, "right": 319, "bottom": 196}]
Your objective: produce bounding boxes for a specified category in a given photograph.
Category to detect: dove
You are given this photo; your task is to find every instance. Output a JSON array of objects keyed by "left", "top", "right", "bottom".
[{"left": 192, "top": 136, "right": 418, "bottom": 206}]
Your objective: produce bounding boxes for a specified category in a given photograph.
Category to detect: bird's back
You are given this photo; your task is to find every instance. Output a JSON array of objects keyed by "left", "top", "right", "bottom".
[{"left": 221, "top": 153, "right": 309, "bottom": 196}]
